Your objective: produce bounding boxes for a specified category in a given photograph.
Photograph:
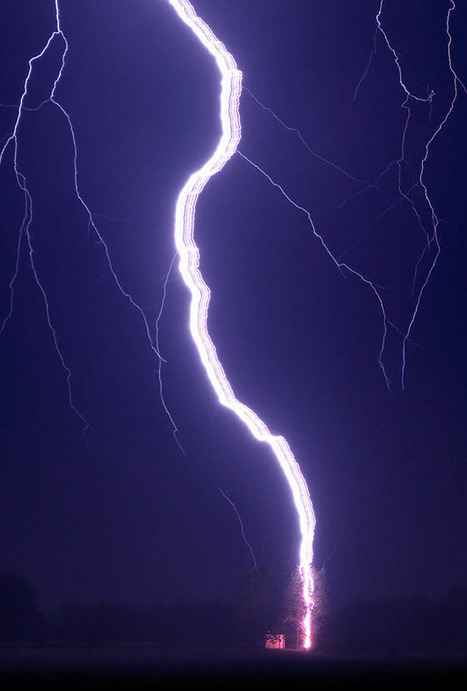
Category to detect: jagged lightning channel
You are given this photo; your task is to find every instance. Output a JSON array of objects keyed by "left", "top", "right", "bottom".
[
  {"left": 168, "top": 0, "right": 316, "bottom": 648},
  {"left": 239, "top": 0, "right": 462, "bottom": 391},
  {"left": 1, "top": 0, "right": 166, "bottom": 438},
  {"left": 217, "top": 487, "right": 257, "bottom": 571}
]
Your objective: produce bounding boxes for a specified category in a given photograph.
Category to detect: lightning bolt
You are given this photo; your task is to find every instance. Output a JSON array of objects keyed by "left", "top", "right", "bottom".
[
  {"left": 0, "top": 1, "right": 165, "bottom": 439},
  {"left": 155, "top": 252, "right": 187, "bottom": 456},
  {"left": 4, "top": 0, "right": 461, "bottom": 653},
  {"left": 168, "top": 0, "right": 316, "bottom": 648},
  {"left": 374, "top": 0, "right": 465, "bottom": 389},
  {"left": 167, "top": 0, "right": 463, "bottom": 647},
  {"left": 218, "top": 487, "right": 257, "bottom": 571},
  {"left": 0, "top": 4, "right": 93, "bottom": 435},
  {"left": 237, "top": 0, "right": 463, "bottom": 392}
]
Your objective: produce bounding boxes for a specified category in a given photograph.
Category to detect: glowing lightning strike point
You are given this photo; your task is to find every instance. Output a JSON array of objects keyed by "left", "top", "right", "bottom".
[
  {"left": 168, "top": 0, "right": 316, "bottom": 648},
  {"left": 0, "top": 3, "right": 92, "bottom": 437}
]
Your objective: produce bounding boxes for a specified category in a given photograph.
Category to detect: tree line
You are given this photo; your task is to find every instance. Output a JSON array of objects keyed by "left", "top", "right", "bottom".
[{"left": 0, "top": 571, "right": 466, "bottom": 654}]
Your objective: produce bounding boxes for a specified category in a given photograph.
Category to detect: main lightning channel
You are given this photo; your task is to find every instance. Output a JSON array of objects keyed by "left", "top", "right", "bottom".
[{"left": 168, "top": 0, "right": 316, "bottom": 647}]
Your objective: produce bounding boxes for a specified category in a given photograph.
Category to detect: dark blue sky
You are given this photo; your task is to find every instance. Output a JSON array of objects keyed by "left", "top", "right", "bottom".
[{"left": 0, "top": 0, "right": 465, "bottom": 613}]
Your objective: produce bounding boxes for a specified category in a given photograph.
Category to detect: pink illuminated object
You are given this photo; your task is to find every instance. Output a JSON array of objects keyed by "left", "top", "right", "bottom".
[{"left": 168, "top": 0, "right": 316, "bottom": 648}]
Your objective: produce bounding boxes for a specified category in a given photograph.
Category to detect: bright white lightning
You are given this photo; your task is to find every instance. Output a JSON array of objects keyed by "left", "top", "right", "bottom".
[{"left": 168, "top": 0, "right": 316, "bottom": 647}]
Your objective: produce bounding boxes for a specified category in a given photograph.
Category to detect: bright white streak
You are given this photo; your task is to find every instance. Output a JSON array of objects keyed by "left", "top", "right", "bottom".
[{"left": 168, "top": 0, "right": 316, "bottom": 648}]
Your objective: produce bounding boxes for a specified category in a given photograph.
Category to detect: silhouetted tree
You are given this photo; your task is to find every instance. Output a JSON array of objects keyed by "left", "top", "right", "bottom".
[
  {"left": 0, "top": 573, "right": 41, "bottom": 640},
  {"left": 329, "top": 589, "right": 467, "bottom": 655},
  {"left": 282, "top": 565, "right": 327, "bottom": 649},
  {"left": 234, "top": 563, "right": 289, "bottom": 644},
  {"left": 54, "top": 602, "right": 143, "bottom": 645},
  {"left": 49, "top": 599, "right": 239, "bottom": 646},
  {"left": 283, "top": 566, "right": 307, "bottom": 648}
]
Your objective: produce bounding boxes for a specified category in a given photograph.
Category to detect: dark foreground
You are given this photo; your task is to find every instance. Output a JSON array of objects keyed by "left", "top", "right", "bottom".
[{"left": 1, "top": 644, "right": 466, "bottom": 688}]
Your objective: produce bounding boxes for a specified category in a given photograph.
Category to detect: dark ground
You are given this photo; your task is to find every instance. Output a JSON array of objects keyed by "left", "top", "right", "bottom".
[{"left": 0, "top": 644, "right": 466, "bottom": 688}]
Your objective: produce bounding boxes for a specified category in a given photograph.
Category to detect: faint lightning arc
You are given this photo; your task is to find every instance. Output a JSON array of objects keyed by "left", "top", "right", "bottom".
[
  {"left": 218, "top": 487, "right": 257, "bottom": 571},
  {"left": 168, "top": 0, "right": 316, "bottom": 647},
  {"left": 238, "top": 0, "right": 462, "bottom": 392},
  {"left": 1, "top": 0, "right": 167, "bottom": 439}
]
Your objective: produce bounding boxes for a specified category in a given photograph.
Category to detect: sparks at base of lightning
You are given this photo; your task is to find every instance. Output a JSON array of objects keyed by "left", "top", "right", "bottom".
[
  {"left": 218, "top": 487, "right": 257, "bottom": 571},
  {"left": 168, "top": 0, "right": 316, "bottom": 648}
]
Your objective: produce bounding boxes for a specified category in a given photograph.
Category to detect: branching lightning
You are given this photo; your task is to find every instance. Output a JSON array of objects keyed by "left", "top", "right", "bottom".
[
  {"left": 218, "top": 486, "right": 257, "bottom": 571},
  {"left": 155, "top": 252, "right": 186, "bottom": 455},
  {"left": 168, "top": 0, "right": 316, "bottom": 648},
  {"left": 236, "top": 149, "right": 394, "bottom": 391},
  {"left": 375, "top": 2, "right": 460, "bottom": 389},
  {"left": 239, "top": 0, "right": 463, "bottom": 392},
  {"left": 0, "top": 8, "right": 92, "bottom": 435},
  {"left": 2, "top": 0, "right": 463, "bottom": 653},
  {"left": 167, "top": 0, "right": 463, "bottom": 647},
  {"left": 0, "top": 0, "right": 165, "bottom": 438}
]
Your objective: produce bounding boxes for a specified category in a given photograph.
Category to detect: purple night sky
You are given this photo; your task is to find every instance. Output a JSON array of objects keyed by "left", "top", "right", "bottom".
[{"left": 0, "top": 0, "right": 465, "bottom": 618}]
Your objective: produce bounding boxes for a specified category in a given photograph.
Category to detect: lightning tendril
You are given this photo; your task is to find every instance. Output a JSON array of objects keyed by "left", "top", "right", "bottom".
[{"left": 168, "top": 0, "right": 316, "bottom": 648}]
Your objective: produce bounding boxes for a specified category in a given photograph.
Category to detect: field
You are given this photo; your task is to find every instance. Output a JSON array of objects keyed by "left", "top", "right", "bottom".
[{"left": 1, "top": 643, "right": 466, "bottom": 688}]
